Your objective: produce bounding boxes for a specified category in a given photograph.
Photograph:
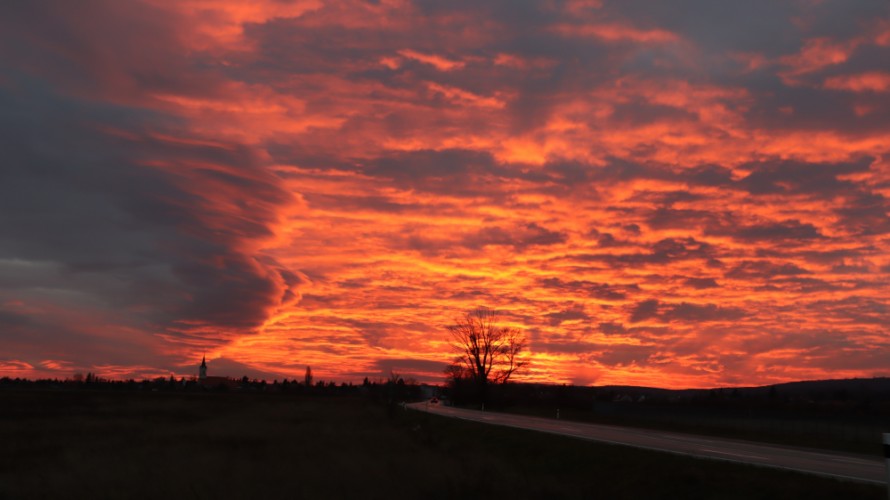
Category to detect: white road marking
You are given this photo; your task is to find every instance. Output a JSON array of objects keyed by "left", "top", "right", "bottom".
[
  {"left": 699, "top": 448, "right": 769, "bottom": 461},
  {"left": 829, "top": 456, "right": 878, "bottom": 464},
  {"left": 660, "top": 434, "right": 717, "bottom": 444},
  {"left": 406, "top": 403, "right": 885, "bottom": 484}
]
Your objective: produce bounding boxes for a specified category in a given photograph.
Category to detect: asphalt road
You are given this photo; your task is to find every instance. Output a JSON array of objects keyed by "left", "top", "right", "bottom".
[{"left": 408, "top": 402, "right": 886, "bottom": 485}]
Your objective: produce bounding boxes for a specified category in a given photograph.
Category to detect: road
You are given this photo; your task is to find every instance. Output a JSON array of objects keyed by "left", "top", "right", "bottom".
[{"left": 408, "top": 402, "right": 886, "bottom": 485}]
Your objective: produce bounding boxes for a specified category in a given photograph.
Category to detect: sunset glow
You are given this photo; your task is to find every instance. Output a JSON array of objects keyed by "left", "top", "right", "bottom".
[{"left": 1, "top": 0, "right": 888, "bottom": 388}]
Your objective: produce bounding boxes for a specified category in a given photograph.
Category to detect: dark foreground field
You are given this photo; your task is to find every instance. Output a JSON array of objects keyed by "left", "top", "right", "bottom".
[{"left": 0, "top": 390, "right": 883, "bottom": 499}]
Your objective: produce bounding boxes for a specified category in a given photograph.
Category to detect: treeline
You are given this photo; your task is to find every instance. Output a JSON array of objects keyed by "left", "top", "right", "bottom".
[
  {"left": 0, "top": 375, "right": 434, "bottom": 401},
  {"left": 0, "top": 375, "right": 356, "bottom": 394},
  {"left": 444, "top": 377, "right": 890, "bottom": 420}
]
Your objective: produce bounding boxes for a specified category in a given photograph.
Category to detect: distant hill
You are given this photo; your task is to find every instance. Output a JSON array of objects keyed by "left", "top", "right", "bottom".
[
  {"left": 595, "top": 377, "right": 890, "bottom": 402},
  {"left": 498, "top": 377, "right": 890, "bottom": 405},
  {"left": 741, "top": 377, "right": 890, "bottom": 399}
]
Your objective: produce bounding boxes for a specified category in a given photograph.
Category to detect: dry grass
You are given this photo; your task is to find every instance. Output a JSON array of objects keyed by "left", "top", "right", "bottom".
[{"left": 0, "top": 390, "right": 883, "bottom": 499}]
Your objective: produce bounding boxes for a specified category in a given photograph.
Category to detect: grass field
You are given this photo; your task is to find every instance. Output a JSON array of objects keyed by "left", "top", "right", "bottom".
[
  {"left": 487, "top": 403, "right": 887, "bottom": 455},
  {"left": 0, "top": 390, "right": 883, "bottom": 499}
]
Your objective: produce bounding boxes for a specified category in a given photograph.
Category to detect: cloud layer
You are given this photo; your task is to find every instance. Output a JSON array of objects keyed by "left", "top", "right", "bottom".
[{"left": 0, "top": 0, "right": 888, "bottom": 387}]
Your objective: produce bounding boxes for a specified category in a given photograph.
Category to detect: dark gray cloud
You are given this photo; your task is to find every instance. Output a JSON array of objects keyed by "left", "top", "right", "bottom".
[
  {"left": 595, "top": 344, "right": 655, "bottom": 367},
  {"left": 663, "top": 302, "right": 746, "bottom": 322},
  {"left": 0, "top": 1, "right": 218, "bottom": 102},
  {"left": 538, "top": 278, "right": 636, "bottom": 301},
  {"left": 599, "top": 322, "right": 627, "bottom": 335},
  {"left": 628, "top": 299, "right": 745, "bottom": 324},
  {"left": 462, "top": 223, "right": 567, "bottom": 250},
  {"left": 684, "top": 277, "right": 720, "bottom": 289},
  {"left": 739, "top": 159, "right": 870, "bottom": 196},
  {"left": 804, "top": 296, "right": 889, "bottom": 325},
  {"left": 725, "top": 260, "right": 810, "bottom": 280},
  {"left": 545, "top": 304, "right": 590, "bottom": 326},
  {"left": 562, "top": 237, "right": 720, "bottom": 270},
  {"left": 646, "top": 207, "right": 728, "bottom": 232},
  {"left": 0, "top": 74, "right": 298, "bottom": 352},
  {"left": 835, "top": 192, "right": 890, "bottom": 236},
  {"left": 709, "top": 219, "right": 825, "bottom": 243},
  {"left": 615, "top": 0, "right": 802, "bottom": 55},
  {"left": 630, "top": 299, "right": 660, "bottom": 323}
]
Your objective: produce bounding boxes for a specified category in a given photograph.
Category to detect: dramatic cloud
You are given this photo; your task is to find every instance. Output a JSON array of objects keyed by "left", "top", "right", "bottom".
[{"left": 1, "top": 0, "right": 888, "bottom": 387}]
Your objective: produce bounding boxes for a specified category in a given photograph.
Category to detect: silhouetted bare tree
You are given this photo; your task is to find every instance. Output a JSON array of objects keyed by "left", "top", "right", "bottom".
[
  {"left": 446, "top": 307, "right": 528, "bottom": 403},
  {"left": 383, "top": 370, "right": 407, "bottom": 417}
]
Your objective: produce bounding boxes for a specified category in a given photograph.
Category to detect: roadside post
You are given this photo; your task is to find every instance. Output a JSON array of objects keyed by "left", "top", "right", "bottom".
[{"left": 884, "top": 433, "right": 890, "bottom": 499}]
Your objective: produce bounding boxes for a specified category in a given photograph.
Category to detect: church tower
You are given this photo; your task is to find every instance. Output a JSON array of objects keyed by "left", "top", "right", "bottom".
[{"left": 199, "top": 355, "right": 207, "bottom": 380}]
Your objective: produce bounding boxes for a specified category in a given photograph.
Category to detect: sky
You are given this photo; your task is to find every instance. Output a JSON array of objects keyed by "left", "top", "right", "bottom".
[{"left": 1, "top": 0, "right": 889, "bottom": 388}]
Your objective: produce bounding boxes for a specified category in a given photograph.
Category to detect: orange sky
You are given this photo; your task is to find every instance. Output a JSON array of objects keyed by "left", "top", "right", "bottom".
[{"left": 0, "top": 0, "right": 888, "bottom": 388}]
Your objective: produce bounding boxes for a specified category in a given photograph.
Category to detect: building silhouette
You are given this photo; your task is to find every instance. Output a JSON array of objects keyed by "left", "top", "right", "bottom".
[{"left": 197, "top": 356, "right": 237, "bottom": 389}]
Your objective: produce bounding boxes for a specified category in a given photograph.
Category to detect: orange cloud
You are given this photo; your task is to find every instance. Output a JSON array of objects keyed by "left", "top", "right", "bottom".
[
  {"left": 824, "top": 72, "right": 890, "bottom": 93},
  {"left": 551, "top": 23, "right": 679, "bottom": 43},
  {"left": 778, "top": 37, "right": 864, "bottom": 85},
  {"left": 397, "top": 49, "right": 466, "bottom": 71},
  {"left": 1, "top": 0, "right": 889, "bottom": 389}
]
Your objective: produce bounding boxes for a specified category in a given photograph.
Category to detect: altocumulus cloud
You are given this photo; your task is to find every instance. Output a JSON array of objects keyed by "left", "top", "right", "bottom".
[{"left": 0, "top": 0, "right": 888, "bottom": 386}]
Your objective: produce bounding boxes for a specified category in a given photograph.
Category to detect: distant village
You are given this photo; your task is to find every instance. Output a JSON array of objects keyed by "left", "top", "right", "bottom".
[
  {"left": 2, "top": 357, "right": 890, "bottom": 421},
  {"left": 0, "top": 356, "right": 440, "bottom": 400}
]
